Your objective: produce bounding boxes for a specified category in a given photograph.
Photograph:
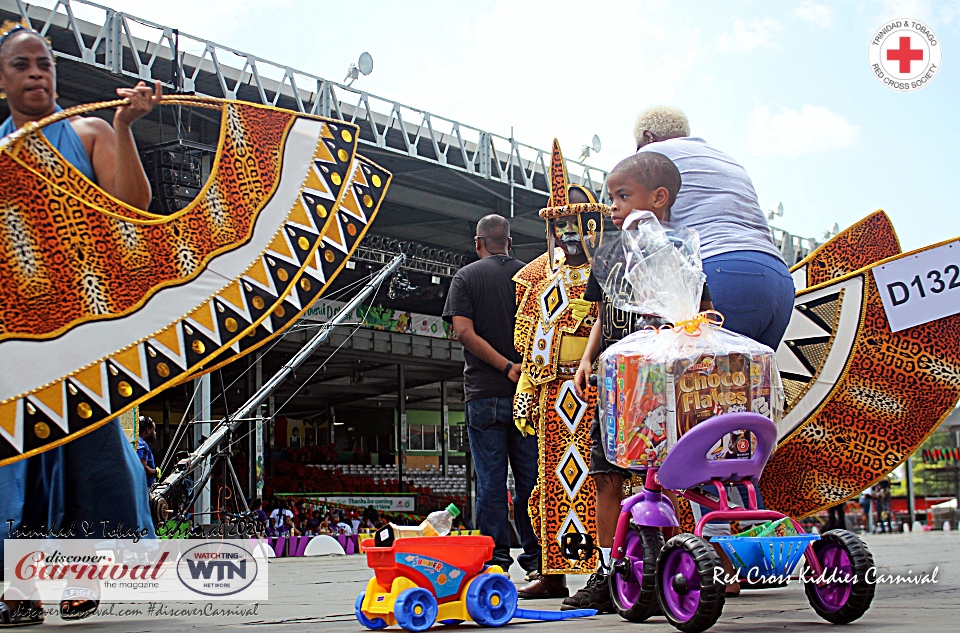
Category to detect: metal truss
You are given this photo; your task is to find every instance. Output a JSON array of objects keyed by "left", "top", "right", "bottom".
[
  {"left": 6, "top": 0, "right": 607, "bottom": 197},
  {"left": 5, "top": 0, "right": 819, "bottom": 251}
]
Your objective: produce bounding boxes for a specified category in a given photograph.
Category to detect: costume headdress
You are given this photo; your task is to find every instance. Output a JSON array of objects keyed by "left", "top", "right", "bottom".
[{"left": 538, "top": 139, "right": 610, "bottom": 270}]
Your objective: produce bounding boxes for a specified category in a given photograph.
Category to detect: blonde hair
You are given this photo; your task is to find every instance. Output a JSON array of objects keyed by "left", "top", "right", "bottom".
[{"left": 633, "top": 106, "right": 690, "bottom": 145}]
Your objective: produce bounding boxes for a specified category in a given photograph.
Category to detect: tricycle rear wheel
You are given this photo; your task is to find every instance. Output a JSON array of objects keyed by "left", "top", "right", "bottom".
[
  {"left": 655, "top": 534, "right": 725, "bottom": 633},
  {"left": 610, "top": 524, "right": 664, "bottom": 622}
]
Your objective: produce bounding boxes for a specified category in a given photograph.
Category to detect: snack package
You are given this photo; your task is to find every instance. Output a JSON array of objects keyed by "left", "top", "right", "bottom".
[{"left": 594, "top": 213, "right": 785, "bottom": 469}]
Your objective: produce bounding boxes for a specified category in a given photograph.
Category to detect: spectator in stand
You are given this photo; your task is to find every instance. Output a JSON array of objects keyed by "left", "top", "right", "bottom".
[
  {"left": 362, "top": 506, "right": 379, "bottom": 530},
  {"left": 250, "top": 498, "right": 268, "bottom": 521},
  {"left": 280, "top": 515, "right": 301, "bottom": 537},
  {"left": 265, "top": 517, "right": 279, "bottom": 538},
  {"left": 329, "top": 511, "right": 354, "bottom": 535},
  {"left": 270, "top": 500, "right": 294, "bottom": 525},
  {"left": 307, "top": 510, "right": 322, "bottom": 533},
  {"left": 350, "top": 512, "right": 362, "bottom": 534}
]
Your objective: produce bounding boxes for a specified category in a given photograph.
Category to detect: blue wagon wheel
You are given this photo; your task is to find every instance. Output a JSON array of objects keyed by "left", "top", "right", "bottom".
[
  {"left": 355, "top": 592, "right": 388, "bottom": 630},
  {"left": 394, "top": 588, "right": 438, "bottom": 632},
  {"left": 466, "top": 573, "right": 517, "bottom": 627}
]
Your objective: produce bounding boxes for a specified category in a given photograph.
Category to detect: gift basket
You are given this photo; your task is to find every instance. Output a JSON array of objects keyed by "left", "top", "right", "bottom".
[{"left": 593, "top": 212, "right": 784, "bottom": 469}]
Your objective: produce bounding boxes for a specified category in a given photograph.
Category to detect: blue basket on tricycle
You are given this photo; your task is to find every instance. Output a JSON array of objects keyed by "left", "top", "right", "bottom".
[{"left": 711, "top": 533, "right": 820, "bottom": 579}]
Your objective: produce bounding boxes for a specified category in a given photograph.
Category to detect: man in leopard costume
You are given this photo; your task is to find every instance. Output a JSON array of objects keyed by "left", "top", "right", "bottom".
[{"left": 513, "top": 140, "right": 610, "bottom": 599}]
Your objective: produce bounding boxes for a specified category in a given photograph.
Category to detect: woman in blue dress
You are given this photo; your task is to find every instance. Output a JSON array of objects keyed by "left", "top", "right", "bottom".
[{"left": 0, "top": 22, "right": 160, "bottom": 624}]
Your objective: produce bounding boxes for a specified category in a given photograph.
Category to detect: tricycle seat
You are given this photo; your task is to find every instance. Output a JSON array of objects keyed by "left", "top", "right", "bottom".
[{"left": 657, "top": 412, "right": 777, "bottom": 491}]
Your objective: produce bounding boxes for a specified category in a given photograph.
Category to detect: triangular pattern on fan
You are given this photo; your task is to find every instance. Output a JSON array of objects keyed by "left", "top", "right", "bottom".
[{"left": 0, "top": 98, "right": 391, "bottom": 466}]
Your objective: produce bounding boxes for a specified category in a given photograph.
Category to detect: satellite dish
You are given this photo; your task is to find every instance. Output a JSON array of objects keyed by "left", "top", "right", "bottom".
[
  {"left": 358, "top": 52, "right": 373, "bottom": 76},
  {"left": 591, "top": 134, "right": 601, "bottom": 153}
]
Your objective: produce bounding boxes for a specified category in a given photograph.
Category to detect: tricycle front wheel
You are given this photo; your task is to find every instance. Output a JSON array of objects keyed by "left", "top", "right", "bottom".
[{"left": 804, "top": 529, "right": 875, "bottom": 624}]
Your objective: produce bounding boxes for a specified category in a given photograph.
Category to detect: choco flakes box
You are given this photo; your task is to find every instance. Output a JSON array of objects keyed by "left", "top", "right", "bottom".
[{"left": 600, "top": 342, "right": 781, "bottom": 470}]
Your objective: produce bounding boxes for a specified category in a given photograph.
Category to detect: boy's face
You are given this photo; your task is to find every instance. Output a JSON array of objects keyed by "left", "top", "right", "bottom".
[{"left": 606, "top": 171, "right": 669, "bottom": 228}]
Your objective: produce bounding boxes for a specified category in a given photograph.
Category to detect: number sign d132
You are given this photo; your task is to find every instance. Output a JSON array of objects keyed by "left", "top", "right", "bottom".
[{"left": 871, "top": 239, "right": 960, "bottom": 332}]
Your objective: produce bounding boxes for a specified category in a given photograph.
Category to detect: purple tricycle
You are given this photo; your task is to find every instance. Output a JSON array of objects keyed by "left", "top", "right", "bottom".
[{"left": 564, "top": 411, "right": 875, "bottom": 633}]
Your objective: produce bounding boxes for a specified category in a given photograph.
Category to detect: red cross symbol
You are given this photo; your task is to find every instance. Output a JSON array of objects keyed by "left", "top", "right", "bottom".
[{"left": 887, "top": 36, "right": 924, "bottom": 73}]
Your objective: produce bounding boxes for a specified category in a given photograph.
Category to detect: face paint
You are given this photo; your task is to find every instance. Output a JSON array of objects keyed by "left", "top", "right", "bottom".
[{"left": 551, "top": 216, "right": 584, "bottom": 256}]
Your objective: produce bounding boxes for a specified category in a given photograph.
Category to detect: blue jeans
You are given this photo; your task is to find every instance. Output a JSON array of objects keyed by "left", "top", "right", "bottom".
[
  {"left": 465, "top": 397, "right": 540, "bottom": 573},
  {"left": 703, "top": 250, "right": 796, "bottom": 350}
]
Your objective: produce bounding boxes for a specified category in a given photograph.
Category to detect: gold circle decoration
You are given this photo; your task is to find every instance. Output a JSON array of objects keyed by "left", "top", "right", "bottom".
[
  {"left": 363, "top": 194, "right": 373, "bottom": 208},
  {"left": 192, "top": 340, "right": 206, "bottom": 354},
  {"left": 77, "top": 402, "right": 93, "bottom": 419},
  {"left": 324, "top": 250, "right": 335, "bottom": 262},
  {"left": 316, "top": 204, "right": 328, "bottom": 218},
  {"left": 252, "top": 296, "right": 265, "bottom": 310},
  {"left": 372, "top": 175, "right": 382, "bottom": 188},
  {"left": 225, "top": 318, "right": 238, "bottom": 333},
  {"left": 587, "top": 219, "right": 597, "bottom": 231},
  {"left": 275, "top": 305, "right": 286, "bottom": 318},
  {"left": 277, "top": 268, "right": 289, "bottom": 282},
  {"left": 337, "top": 149, "right": 349, "bottom": 162},
  {"left": 34, "top": 422, "right": 50, "bottom": 439},
  {"left": 298, "top": 236, "right": 310, "bottom": 250},
  {"left": 157, "top": 362, "right": 171, "bottom": 378},
  {"left": 300, "top": 278, "right": 311, "bottom": 292},
  {"left": 347, "top": 224, "right": 357, "bottom": 236},
  {"left": 341, "top": 129, "right": 353, "bottom": 143},
  {"left": 331, "top": 173, "right": 342, "bottom": 186},
  {"left": 118, "top": 381, "right": 133, "bottom": 397}
]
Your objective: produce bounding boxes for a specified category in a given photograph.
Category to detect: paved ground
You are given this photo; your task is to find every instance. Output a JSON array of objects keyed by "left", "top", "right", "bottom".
[{"left": 42, "top": 531, "right": 959, "bottom": 631}]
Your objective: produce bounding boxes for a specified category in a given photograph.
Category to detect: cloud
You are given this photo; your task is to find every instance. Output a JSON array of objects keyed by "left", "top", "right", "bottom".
[
  {"left": 794, "top": 2, "right": 833, "bottom": 27},
  {"left": 746, "top": 105, "right": 860, "bottom": 156},
  {"left": 715, "top": 18, "right": 781, "bottom": 52}
]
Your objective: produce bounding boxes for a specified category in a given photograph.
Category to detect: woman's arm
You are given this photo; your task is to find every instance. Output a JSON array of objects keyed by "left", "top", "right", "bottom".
[{"left": 80, "top": 81, "right": 162, "bottom": 210}]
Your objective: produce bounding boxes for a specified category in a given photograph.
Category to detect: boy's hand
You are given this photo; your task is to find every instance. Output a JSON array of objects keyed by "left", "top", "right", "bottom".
[{"left": 574, "top": 360, "right": 592, "bottom": 401}]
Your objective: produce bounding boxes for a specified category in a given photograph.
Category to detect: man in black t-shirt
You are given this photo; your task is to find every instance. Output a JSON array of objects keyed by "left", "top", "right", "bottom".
[{"left": 443, "top": 214, "right": 540, "bottom": 574}]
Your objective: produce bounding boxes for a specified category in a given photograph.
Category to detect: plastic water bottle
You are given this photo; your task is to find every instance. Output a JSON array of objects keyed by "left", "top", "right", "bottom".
[
  {"left": 420, "top": 504, "right": 461, "bottom": 537},
  {"left": 374, "top": 504, "right": 461, "bottom": 546}
]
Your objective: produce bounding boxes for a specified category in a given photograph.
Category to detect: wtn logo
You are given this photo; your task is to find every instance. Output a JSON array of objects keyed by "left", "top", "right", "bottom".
[{"left": 185, "top": 559, "right": 247, "bottom": 581}]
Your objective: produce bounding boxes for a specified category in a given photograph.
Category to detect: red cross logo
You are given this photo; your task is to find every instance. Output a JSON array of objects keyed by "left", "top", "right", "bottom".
[{"left": 886, "top": 36, "right": 924, "bottom": 73}]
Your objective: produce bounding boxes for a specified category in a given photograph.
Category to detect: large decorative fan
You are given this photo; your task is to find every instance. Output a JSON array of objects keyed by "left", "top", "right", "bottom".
[
  {"left": 761, "top": 214, "right": 960, "bottom": 518},
  {"left": 0, "top": 96, "right": 391, "bottom": 466}
]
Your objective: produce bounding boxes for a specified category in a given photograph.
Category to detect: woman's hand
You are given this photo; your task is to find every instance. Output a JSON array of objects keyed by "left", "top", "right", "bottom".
[{"left": 114, "top": 80, "right": 162, "bottom": 129}]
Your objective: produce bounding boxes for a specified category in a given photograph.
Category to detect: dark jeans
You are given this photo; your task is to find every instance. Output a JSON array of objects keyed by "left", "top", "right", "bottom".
[
  {"left": 466, "top": 396, "right": 540, "bottom": 573},
  {"left": 703, "top": 250, "right": 795, "bottom": 350}
]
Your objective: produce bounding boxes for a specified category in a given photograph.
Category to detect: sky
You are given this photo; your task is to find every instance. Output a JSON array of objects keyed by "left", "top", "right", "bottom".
[{"left": 62, "top": 0, "right": 960, "bottom": 252}]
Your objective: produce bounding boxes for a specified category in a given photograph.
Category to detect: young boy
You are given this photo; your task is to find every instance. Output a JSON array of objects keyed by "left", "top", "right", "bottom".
[{"left": 565, "top": 151, "right": 712, "bottom": 611}]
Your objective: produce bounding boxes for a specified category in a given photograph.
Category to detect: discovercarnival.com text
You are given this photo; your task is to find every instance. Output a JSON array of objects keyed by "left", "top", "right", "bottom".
[{"left": 28, "top": 603, "right": 261, "bottom": 618}]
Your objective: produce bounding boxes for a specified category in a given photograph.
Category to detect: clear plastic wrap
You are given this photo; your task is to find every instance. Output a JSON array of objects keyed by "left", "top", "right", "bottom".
[{"left": 595, "top": 213, "right": 784, "bottom": 469}]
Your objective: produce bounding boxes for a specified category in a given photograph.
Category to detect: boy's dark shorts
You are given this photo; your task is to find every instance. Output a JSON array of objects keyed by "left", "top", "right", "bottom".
[{"left": 589, "top": 405, "right": 631, "bottom": 478}]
